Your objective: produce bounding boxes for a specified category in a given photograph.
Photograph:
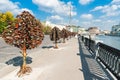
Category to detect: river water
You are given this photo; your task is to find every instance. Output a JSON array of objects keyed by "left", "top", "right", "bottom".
[{"left": 95, "top": 35, "right": 120, "bottom": 50}]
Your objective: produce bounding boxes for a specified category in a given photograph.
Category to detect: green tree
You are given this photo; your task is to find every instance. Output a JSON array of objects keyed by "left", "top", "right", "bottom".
[
  {"left": 43, "top": 26, "right": 52, "bottom": 35},
  {"left": 0, "top": 11, "right": 15, "bottom": 34},
  {"left": 2, "top": 11, "right": 44, "bottom": 77}
]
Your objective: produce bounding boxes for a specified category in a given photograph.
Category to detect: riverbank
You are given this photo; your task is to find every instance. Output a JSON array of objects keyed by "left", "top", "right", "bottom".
[{"left": 0, "top": 36, "right": 84, "bottom": 80}]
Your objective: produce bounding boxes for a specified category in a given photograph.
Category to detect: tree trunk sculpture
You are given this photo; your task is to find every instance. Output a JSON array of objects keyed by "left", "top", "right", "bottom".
[
  {"left": 50, "top": 27, "right": 60, "bottom": 49},
  {"left": 60, "top": 28, "right": 69, "bottom": 43},
  {"left": 2, "top": 11, "right": 44, "bottom": 77}
]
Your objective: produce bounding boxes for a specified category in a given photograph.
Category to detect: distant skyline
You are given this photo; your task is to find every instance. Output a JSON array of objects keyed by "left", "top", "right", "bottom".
[{"left": 0, "top": 0, "right": 120, "bottom": 30}]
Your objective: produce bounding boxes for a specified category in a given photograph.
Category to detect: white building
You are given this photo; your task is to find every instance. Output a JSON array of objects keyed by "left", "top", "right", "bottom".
[
  {"left": 88, "top": 27, "right": 100, "bottom": 35},
  {"left": 78, "top": 27, "right": 88, "bottom": 34},
  {"left": 45, "top": 21, "right": 66, "bottom": 30}
]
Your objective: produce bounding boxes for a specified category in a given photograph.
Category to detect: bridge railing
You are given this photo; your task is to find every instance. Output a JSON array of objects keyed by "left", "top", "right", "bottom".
[{"left": 80, "top": 35, "right": 120, "bottom": 79}]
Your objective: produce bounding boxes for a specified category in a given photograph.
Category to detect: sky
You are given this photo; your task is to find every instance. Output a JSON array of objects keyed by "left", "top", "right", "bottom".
[{"left": 0, "top": 0, "right": 120, "bottom": 31}]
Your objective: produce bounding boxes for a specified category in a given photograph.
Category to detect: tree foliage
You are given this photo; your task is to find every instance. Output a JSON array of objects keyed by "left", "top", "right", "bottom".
[
  {"left": 43, "top": 26, "right": 52, "bottom": 35},
  {"left": 0, "top": 11, "right": 14, "bottom": 34}
]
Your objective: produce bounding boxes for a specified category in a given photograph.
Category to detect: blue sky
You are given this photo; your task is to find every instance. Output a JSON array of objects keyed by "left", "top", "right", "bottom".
[{"left": 0, "top": 0, "right": 120, "bottom": 30}]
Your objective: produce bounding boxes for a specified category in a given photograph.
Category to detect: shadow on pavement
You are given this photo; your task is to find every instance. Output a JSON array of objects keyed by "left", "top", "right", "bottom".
[
  {"left": 0, "top": 46, "right": 10, "bottom": 50},
  {"left": 42, "top": 46, "right": 54, "bottom": 49},
  {"left": 5, "top": 56, "right": 32, "bottom": 66}
]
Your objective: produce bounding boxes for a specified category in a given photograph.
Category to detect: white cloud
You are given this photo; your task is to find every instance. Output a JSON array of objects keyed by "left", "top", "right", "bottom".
[
  {"left": 91, "top": 0, "right": 120, "bottom": 17},
  {"left": 90, "top": 6, "right": 103, "bottom": 11},
  {"left": 79, "top": 0, "right": 94, "bottom": 5},
  {"left": 0, "top": 0, "right": 33, "bottom": 15},
  {"left": 71, "top": 19, "right": 79, "bottom": 25},
  {"left": 80, "top": 21, "right": 92, "bottom": 29},
  {"left": 47, "top": 15, "right": 63, "bottom": 24},
  {"left": 111, "top": 0, "right": 120, "bottom": 4},
  {"left": 101, "top": 5, "right": 120, "bottom": 17},
  {"left": 21, "top": 8, "right": 34, "bottom": 15},
  {"left": 82, "top": 21, "right": 91, "bottom": 25},
  {"left": 106, "top": 20, "right": 115, "bottom": 23},
  {"left": 48, "top": 15, "right": 63, "bottom": 20},
  {"left": 80, "top": 14, "right": 93, "bottom": 19},
  {"left": 32, "top": 0, "right": 77, "bottom": 16},
  {"left": 46, "top": 15, "right": 79, "bottom": 26},
  {"left": 92, "top": 19, "right": 101, "bottom": 22},
  {"left": 80, "top": 19, "right": 118, "bottom": 30}
]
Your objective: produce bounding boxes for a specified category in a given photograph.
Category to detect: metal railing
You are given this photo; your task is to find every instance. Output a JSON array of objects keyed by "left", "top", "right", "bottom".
[
  {"left": 81, "top": 36, "right": 96, "bottom": 54},
  {"left": 97, "top": 42, "right": 120, "bottom": 79},
  {"left": 80, "top": 35, "right": 120, "bottom": 79}
]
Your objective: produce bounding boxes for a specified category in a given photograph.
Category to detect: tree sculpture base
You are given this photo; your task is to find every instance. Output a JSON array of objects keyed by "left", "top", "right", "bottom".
[
  {"left": 63, "top": 38, "right": 65, "bottom": 43},
  {"left": 17, "top": 44, "right": 32, "bottom": 77},
  {"left": 54, "top": 46, "right": 58, "bottom": 49},
  {"left": 54, "top": 42, "right": 58, "bottom": 49},
  {"left": 17, "top": 65, "right": 32, "bottom": 77}
]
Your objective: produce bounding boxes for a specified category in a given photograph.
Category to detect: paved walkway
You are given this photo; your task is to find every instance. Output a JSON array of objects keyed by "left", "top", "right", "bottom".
[
  {"left": 0, "top": 36, "right": 114, "bottom": 80},
  {"left": 0, "top": 37, "right": 84, "bottom": 80},
  {"left": 34, "top": 37, "right": 84, "bottom": 80}
]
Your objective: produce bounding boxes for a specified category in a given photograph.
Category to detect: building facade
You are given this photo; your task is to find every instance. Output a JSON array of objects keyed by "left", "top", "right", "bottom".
[
  {"left": 66, "top": 25, "right": 79, "bottom": 32},
  {"left": 88, "top": 27, "right": 100, "bottom": 35},
  {"left": 78, "top": 27, "right": 88, "bottom": 35},
  {"left": 111, "top": 24, "right": 120, "bottom": 36},
  {"left": 44, "top": 21, "right": 66, "bottom": 30}
]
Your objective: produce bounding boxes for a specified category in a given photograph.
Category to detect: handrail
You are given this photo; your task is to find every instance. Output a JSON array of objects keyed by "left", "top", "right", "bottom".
[
  {"left": 81, "top": 36, "right": 96, "bottom": 54},
  {"left": 89, "top": 39, "right": 96, "bottom": 53},
  {"left": 79, "top": 35, "right": 120, "bottom": 79},
  {"left": 97, "top": 42, "right": 120, "bottom": 79}
]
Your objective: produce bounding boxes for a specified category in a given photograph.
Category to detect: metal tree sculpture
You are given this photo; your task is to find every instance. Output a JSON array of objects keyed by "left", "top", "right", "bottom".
[
  {"left": 61, "top": 28, "right": 69, "bottom": 43},
  {"left": 50, "top": 27, "right": 60, "bottom": 48},
  {"left": 2, "top": 11, "right": 44, "bottom": 77}
]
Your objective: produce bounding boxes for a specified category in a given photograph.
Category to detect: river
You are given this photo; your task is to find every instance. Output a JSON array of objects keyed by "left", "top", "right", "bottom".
[{"left": 95, "top": 35, "right": 120, "bottom": 50}]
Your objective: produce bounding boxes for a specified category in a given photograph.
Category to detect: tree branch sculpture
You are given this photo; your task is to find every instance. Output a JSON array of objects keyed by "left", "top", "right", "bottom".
[
  {"left": 60, "top": 28, "right": 69, "bottom": 43},
  {"left": 50, "top": 27, "right": 60, "bottom": 49},
  {"left": 2, "top": 11, "right": 44, "bottom": 77}
]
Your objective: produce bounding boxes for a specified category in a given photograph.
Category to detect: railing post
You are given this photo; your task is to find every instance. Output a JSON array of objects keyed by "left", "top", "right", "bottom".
[
  {"left": 116, "top": 58, "right": 120, "bottom": 77},
  {"left": 88, "top": 35, "right": 91, "bottom": 50},
  {"left": 95, "top": 43, "right": 99, "bottom": 59}
]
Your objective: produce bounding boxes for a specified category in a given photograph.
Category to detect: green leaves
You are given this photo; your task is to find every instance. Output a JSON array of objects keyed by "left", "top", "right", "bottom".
[
  {"left": 43, "top": 26, "right": 52, "bottom": 35},
  {"left": 0, "top": 11, "right": 14, "bottom": 34}
]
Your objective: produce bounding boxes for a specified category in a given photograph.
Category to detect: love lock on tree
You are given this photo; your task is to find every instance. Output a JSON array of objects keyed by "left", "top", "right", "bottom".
[{"left": 2, "top": 11, "right": 44, "bottom": 77}]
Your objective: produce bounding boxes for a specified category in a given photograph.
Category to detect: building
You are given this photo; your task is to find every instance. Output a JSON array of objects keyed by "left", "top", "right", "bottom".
[
  {"left": 44, "top": 21, "right": 66, "bottom": 30},
  {"left": 66, "top": 25, "right": 79, "bottom": 32},
  {"left": 102, "top": 30, "right": 110, "bottom": 35},
  {"left": 111, "top": 24, "right": 120, "bottom": 36},
  {"left": 66, "top": 25, "right": 73, "bottom": 32},
  {"left": 88, "top": 27, "right": 100, "bottom": 35},
  {"left": 43, "top": 21, "right": 80, "bottom": 33},
  {"left": 78, "top": 27, "right": 88, "bottom": 35}
]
